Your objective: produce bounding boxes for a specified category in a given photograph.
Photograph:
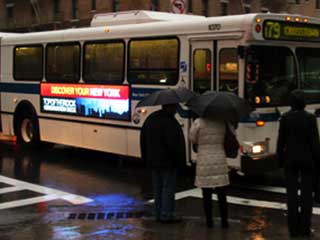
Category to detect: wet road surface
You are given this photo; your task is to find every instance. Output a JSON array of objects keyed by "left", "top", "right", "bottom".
[{"left": 0, "top": 137, "right": 319, "bottom": 239}]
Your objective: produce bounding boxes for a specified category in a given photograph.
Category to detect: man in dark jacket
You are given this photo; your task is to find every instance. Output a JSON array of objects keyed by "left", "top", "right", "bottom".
[
  {"left": 140, "top": 103, "right": 186, "bottom": 223},
  {"left": 277, "top": 90, "right": 320, "bottom": 237}
]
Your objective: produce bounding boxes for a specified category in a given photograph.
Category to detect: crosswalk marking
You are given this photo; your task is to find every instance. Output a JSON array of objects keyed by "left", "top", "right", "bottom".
[
  {"left": 237, "top": 184, "right": 286, "bottom": 194},
  {"left": 148, "top": 184, "right": 320, "bottom": 215},
  {"left": 0, "top": 195, "right": 59, "bottom": 210},
  {"left": 174, "top": 188, "right": 289, "bottom": 211},
  {"left": 0, "top": 175, "right": 93, "bottom": 210},
  {"left": 233, "top": 184, "right": 304, "bottom": 196},
  {"left": 0, "top": 186, "right": 23, "bottom": 194}
]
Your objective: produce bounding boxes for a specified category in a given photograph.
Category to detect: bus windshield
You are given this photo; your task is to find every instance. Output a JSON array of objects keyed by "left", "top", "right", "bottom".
[
  {"left": 245, "top": 46, "right": 297, "bottom": 107},
  {"left": 296, "top": 47, "right": 320, "bottom": 104}
]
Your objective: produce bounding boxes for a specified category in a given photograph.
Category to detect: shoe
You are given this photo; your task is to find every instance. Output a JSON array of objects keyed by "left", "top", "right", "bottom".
[{"left": 159, "top": 216, "right": 183, "bottom": 224}]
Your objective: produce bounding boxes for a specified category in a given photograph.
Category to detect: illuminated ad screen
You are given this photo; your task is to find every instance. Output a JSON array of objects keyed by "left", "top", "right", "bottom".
[
  {"left": 40, "top": 83, "right": 131, "bottom": 121},
  {"left": 263, "top": 20, "right": 320, "bottom": 42}
]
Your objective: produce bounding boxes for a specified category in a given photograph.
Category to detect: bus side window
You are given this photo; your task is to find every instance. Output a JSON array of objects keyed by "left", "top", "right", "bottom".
[
  {"left": 128, "top": 38, "right": 179, "bottom": 85},
  {"left": 46, "top": 42, "right": 80, "bottom": 83},
  {"left": 219, "top": 48, "right": 238, "bottom": 94},
  {"left": 14, "top": 45, "right": 43, "bottom": 81},
  {"left": 193, "top": 49, "right": 211, "bottom": 94},
  {"left": 83, "top": 41, "right": 125, "bottom": 84}
]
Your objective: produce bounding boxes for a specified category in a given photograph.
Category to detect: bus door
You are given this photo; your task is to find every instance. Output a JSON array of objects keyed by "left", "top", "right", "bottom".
[
  {"left": 191, "top": 41, "right": 215, "bottom": 94},
  {"left": 217, "top": 40, "right": 240, "bottom": 96},
  {"left": 217, "top": 40, "right": 241, "bottom": 169},
  {"left": 189, "top": 40, "right": 241, "bottom": 161},
  {"left": 189, "top": 41, "right": 215, "bottom": 160}
]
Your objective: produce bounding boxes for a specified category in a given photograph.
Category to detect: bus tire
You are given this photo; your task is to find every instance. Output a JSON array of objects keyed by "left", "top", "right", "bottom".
[{"left": 16, "top": 112, "right": 40, "bottom": 145}]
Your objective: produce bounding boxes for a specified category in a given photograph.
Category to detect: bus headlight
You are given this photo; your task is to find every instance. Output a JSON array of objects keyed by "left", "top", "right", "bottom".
[
  {"left": 252, "top": 144, "right": 264, "bottom": 154},
  {"left": 242, "top": 141, "right": 269, "bottom": 157}
]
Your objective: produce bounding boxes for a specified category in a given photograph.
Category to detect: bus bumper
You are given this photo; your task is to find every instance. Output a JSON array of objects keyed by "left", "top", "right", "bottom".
[{"left": 241, "top": 154, "right": 279, "bottom": 174}]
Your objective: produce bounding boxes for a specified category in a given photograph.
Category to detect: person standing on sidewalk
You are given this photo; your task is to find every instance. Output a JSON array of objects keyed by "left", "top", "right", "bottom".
[
  {"left": 277, "top": 90, "right": 320, "bottom": 238},
  {"left": 140, "top": 104, "right": 186, "bottom": 223},
  {"left": 189, "top": 117, "right": 230, "bottom": 228}
]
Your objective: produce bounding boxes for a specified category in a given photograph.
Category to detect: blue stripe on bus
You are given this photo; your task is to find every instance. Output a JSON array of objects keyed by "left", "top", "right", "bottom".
[
  {"left": 0, "top": 83, "right": 160, "bottom": 100},
  {"left": 131, "top": 87, "right": 193, "bottom": 118},
  {"left": 131, "top": 87, "right": 162, "bottom": 101},
  {"left": 0, "top": 82, "right": 40, "bottom": 94},
  {"left": 0, "top": 83, "right": 282, "bottom": 122},
  {"left": 177, "top": 105, "right": 194, "bottom": 118},
  {"left": 0, "top": 83, "right": 163, "bottom": 102},
  {"left": 240, "top": 112, "right": 281, "bottom": 123}
]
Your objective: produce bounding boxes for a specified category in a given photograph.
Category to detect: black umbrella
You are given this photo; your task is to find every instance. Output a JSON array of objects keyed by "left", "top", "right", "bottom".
[
  {"left": 136, "top": 87, "right": 196, "bottom": 108},
  {"left": 187, "top": 91, "right": 253, "bottom": 122}
]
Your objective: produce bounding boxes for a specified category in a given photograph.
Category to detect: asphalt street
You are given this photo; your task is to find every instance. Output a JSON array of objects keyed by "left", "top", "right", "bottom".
[{"left": 0, "top": 136, "right": 319, "bottom": 240}]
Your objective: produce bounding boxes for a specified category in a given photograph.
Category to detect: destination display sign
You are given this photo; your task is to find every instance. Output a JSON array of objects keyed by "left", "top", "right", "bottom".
[
  {"left": 263, "top": 20, "right": 320, "bottom": 42},
  {"left": 40, "top": 83, "right": 131, "bottom": 121}
]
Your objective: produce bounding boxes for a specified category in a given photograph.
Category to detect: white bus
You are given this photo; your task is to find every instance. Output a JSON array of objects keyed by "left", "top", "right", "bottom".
[{"left": 1, "top": 11, "right": 320, "bottom": 174}]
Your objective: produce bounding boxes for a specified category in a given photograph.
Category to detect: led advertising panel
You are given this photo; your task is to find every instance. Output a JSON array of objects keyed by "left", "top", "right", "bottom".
[{"left": 40, "top": 83, "right": 131, "bottom": 121}]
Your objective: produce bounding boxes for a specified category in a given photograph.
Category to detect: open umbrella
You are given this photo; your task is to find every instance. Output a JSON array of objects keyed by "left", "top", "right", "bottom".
[
  {"left": 187, "top": 91, "right": 253, "bottom": 122},
  {"left": 136, "top": 87, "right": 196, "bottom": 108}
]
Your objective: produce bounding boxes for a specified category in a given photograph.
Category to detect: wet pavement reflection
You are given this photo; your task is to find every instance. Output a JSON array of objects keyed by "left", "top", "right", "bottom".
[
  {"left": 13, "top": 154, "right": 41, "bottom": 184},
  {"left": 0, "top": 139, "right": 319, "bottom": 239}
]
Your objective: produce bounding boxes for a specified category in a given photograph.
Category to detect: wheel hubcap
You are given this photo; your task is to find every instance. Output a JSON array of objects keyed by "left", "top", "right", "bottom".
[{"left": 21, "top": 118, "right": 33, "bottom": 143}]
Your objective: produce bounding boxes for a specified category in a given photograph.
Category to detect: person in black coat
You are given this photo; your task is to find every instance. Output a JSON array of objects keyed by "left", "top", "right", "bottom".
[
  {"left": 277, "top": 90, "right": 320, "bottom": 237},
  {"left": 140, "top": 104, "right": 186, "bottom": 223}
]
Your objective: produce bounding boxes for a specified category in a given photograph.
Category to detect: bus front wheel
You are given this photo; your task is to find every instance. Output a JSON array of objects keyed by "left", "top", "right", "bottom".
[{"left": 16, "top": 114, "right": 40, "bottom": 145}]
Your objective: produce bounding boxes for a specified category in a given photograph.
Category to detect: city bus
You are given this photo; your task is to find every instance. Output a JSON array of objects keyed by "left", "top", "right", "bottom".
[{"left": 1, "top": 10, "right": 320, "bottom": 174}]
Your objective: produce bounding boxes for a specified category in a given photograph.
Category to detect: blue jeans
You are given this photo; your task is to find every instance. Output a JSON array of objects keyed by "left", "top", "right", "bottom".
[{"left": 152, "top": 169, "right": 177, "bottom": 220}]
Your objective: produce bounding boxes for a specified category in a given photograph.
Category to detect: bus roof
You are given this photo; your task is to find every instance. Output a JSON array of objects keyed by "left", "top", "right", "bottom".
[
  {"left": 90, "top": 10, "right": 205, "bottom": 27},
  {"left": 2, "top": 12, "right": 320, "bottom": 45},
  {"left": 0, "top": 32, "right": 21, "bottom": 37}
]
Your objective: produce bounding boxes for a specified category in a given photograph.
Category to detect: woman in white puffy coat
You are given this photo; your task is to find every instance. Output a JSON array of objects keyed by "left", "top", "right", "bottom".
[{"left": 189, "top": 117, "right": 230, "bottom": 228}]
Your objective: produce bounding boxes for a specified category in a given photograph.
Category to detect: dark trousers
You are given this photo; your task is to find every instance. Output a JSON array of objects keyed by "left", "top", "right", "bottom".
[
  {"left": 152, "top": 169, "right": 177, "bottom": 220},
  {"left": 285, "top": 167, "right": 314, "bottom": 235},
  {"left": 202, "top": 186, "right": 228, "bottom": 226}
]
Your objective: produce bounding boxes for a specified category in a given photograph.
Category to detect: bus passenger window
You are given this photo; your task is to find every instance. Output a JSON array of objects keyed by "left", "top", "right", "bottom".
[
  {"left": 297, "top": 47, "right": 320, "bottom": 104},
  {"left": 128, "top": 38, "right": 179, "bottom": 85},
  {"left": 219, "top": 48, "right": 238, "bottom": 94},
  {"left": 84, "top": 41, "right": 124, "bottom": 84},
  {"left": 193, "top": 49, "right": 211, "bottom": 94},
  {"left": 14, "top": 45, "right": 43, "bottom": 81},
  {"left": 245, "top": 46, "right": 296, "bottom": 107},
  {"left": 46, "top": 43, "right": 80, "bottom": 83}
]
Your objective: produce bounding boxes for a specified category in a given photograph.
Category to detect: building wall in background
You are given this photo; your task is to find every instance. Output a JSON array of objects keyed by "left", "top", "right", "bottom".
[{"left": 0, "top": 0, "right": 319, "bottom": 32}]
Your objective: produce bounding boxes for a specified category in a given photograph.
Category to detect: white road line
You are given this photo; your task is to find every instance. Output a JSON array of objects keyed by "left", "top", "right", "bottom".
[
  {"left": 0, "top": 175, "right": 93, "bottom": 205},
  {"left": 0, "top": 186, "right": 23, "bottom": 194},
  {"left": 148, "top": 188, "right": 320, "bottom": 215},
  {"left": 0, "top": 195, "right": 59, "bottom": 210},
  {"left": 239, "top": 184, "right": 286, "bottom": 194},
  {"left": 234, "top": 184, "right": 303, "bottom": 195}
]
